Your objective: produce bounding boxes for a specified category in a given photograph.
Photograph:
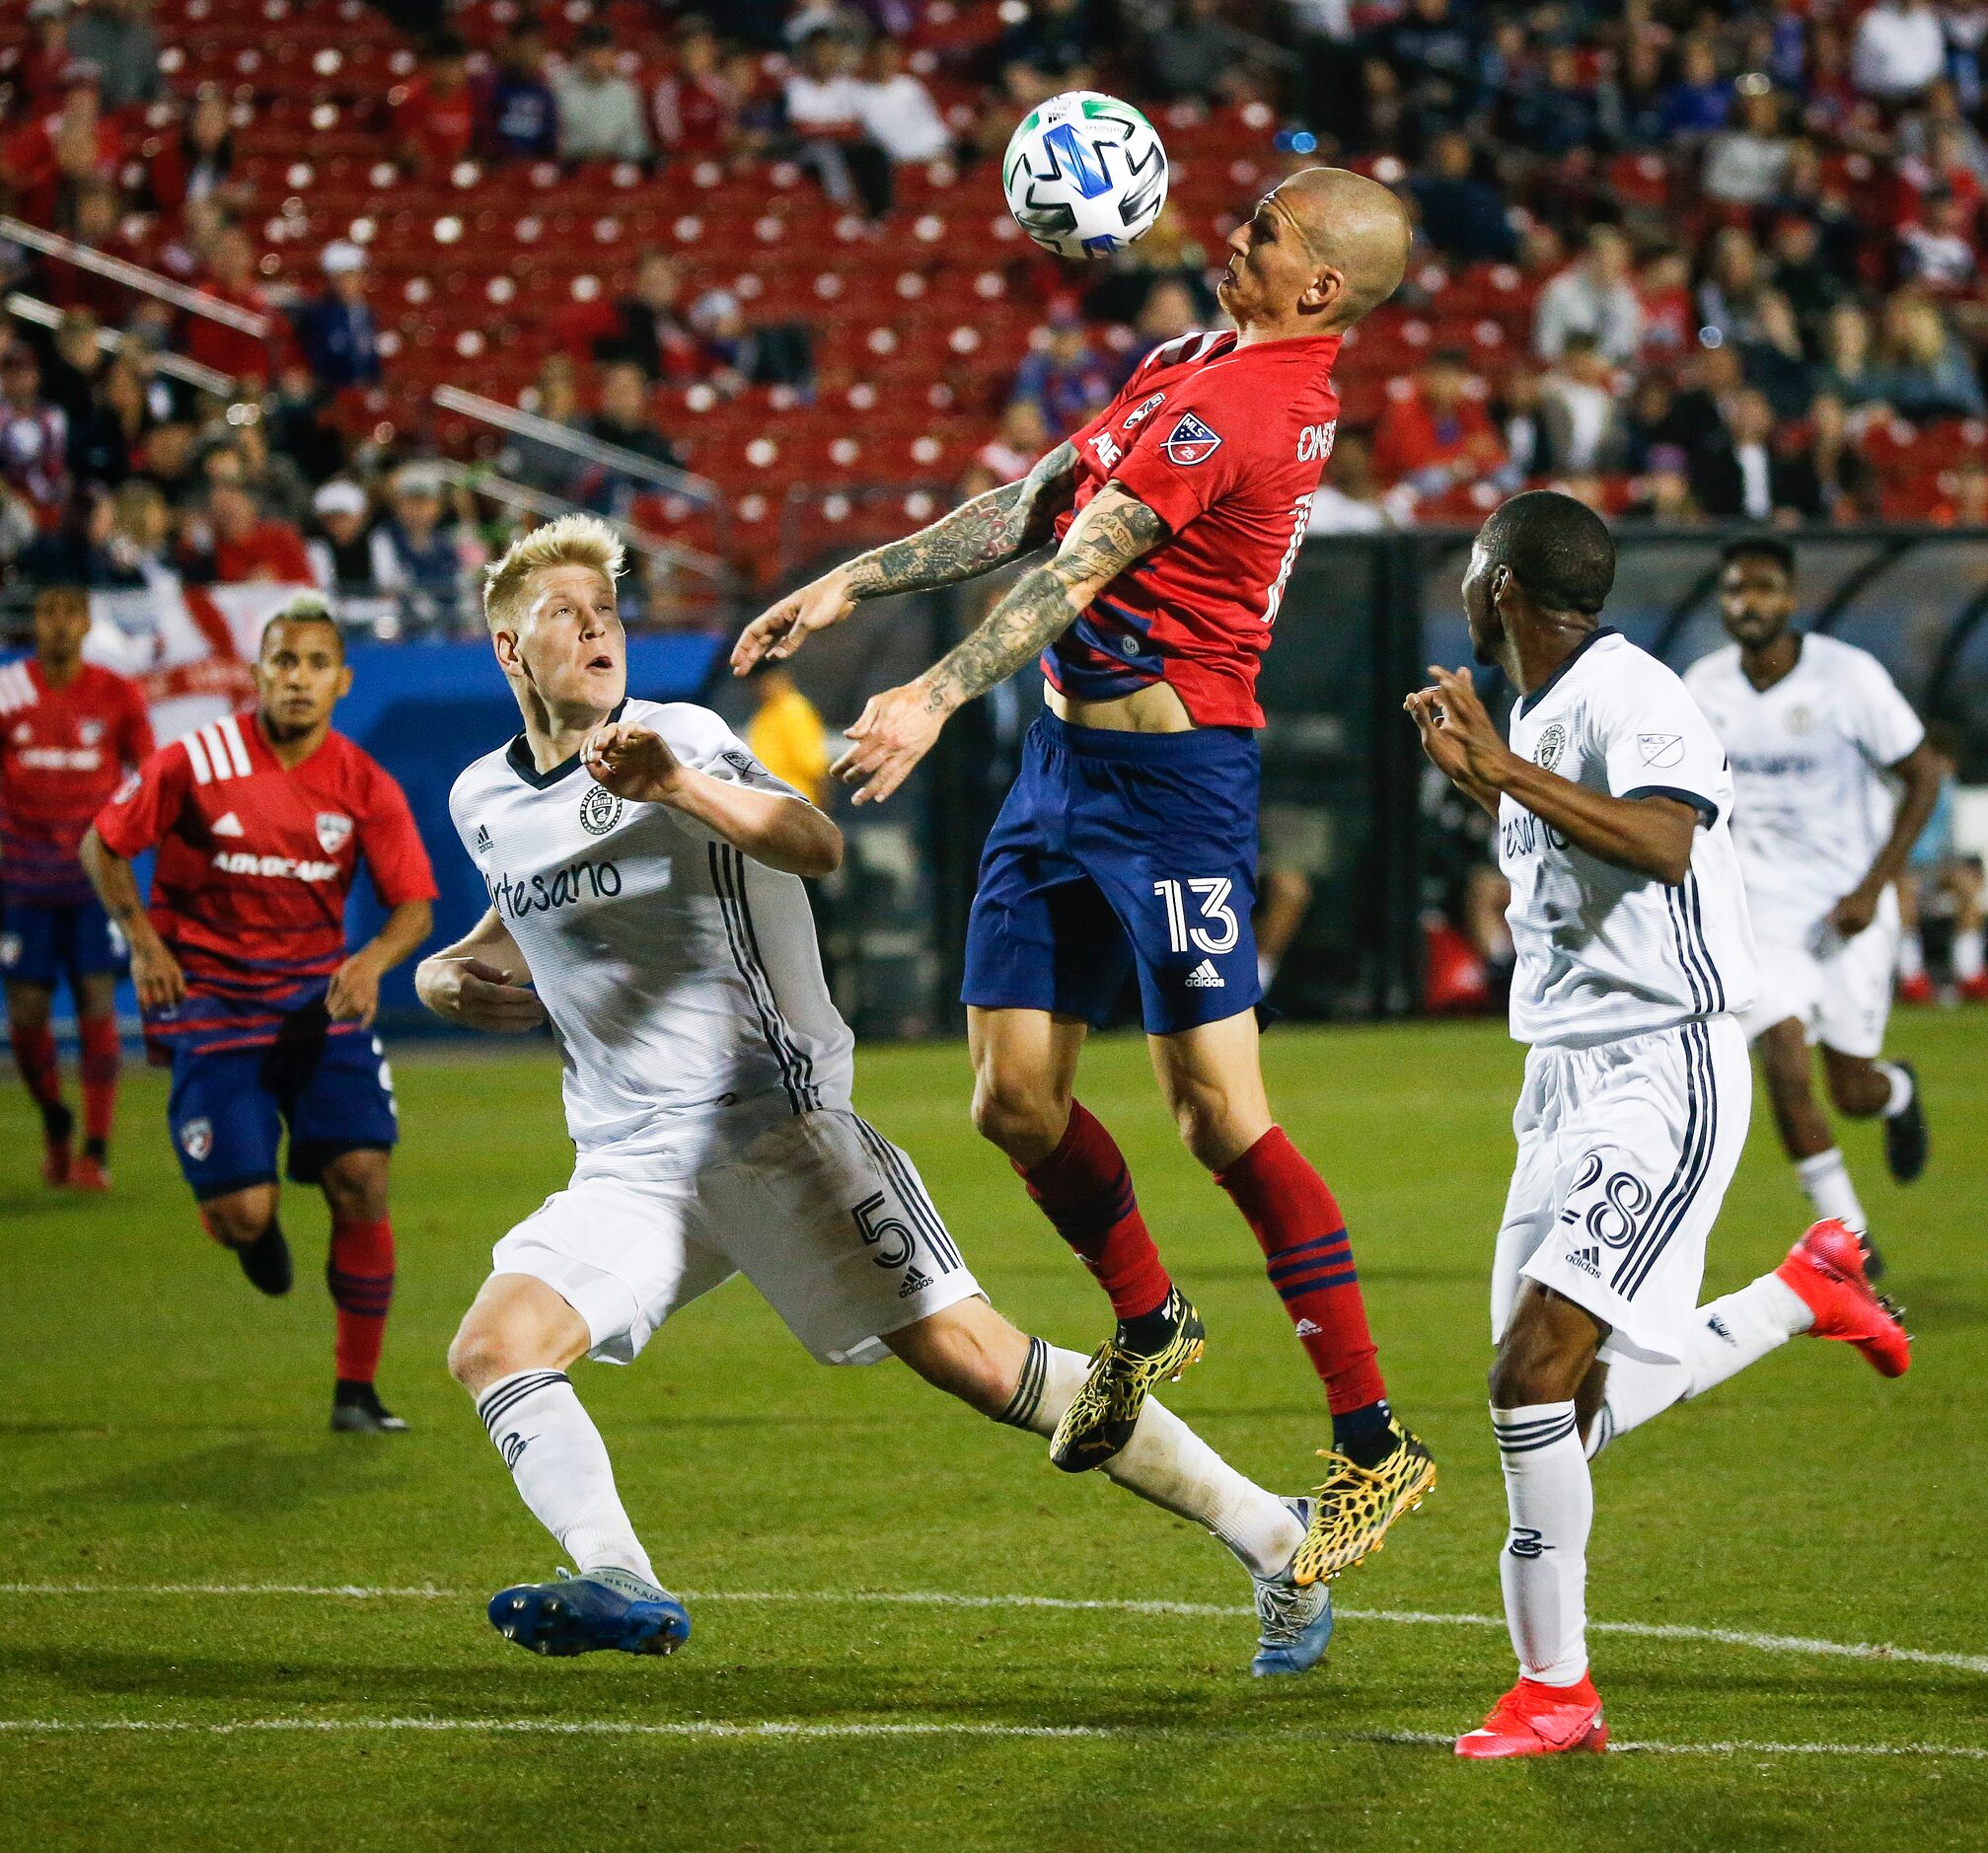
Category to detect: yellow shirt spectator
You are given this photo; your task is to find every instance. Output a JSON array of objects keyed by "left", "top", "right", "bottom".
[{"left": 746, "top": 671, "right": 831, "bottom": 808}]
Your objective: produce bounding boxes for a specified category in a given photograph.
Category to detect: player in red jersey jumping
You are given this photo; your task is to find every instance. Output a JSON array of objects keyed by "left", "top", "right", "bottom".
[
  {"left": 1, "top": 583, "right": 154, "bottom": 1190},
  {"left": 733, "top": 169, "right": 1429, "bottom": 1584},
  {"left": 82, "top": 603, "right": 437, "bottom": 1432}
]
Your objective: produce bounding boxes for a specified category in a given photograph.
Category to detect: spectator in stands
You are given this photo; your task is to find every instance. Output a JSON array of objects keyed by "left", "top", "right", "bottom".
[
  {"left": 1739, "top": 291, "right": 1816, "bottom": 419},
  {"left": 1538, "top": 334, "right": 1628, "bottom": 475},
  {"left": 394, "top": 30, "right": 479, "bottom": 176},
  {"left": 1695, "top": 227, "right": 1772, "bottom": 348},
  {"left": 581, "top": 361, "right": 685, "bottom": 510},
  {"left": 784, "top": 28, "right": 893, "bottom": 220},
  {"left": 594, "top": 250, "right": 701, "bottom": 384},
  {"left": 1305, "top": 431, "right": 1390, "bottom": 533},
  {"left": 65, "top": 0, "right": 160, "bottom": 112},
  {"left": 1010, "top": 310, "right": 1118, "bottom": 436},
  {"left": 1934, "top": 453, "right": 1988, "bottom": 526},
  {"left": 553, "top": 25, "right": 652, "bottom": 164},
  {"left": 1853, "top": 1, "right": 1949, "bottom": 101},
  {"left": 19, "top": 0, "right": 75, "bottom": 114},
  {"left": 1370, "top": 346, "right": 1506, "bottom": 493},
  {"left": 1409, "top": 130, "right": 1518, "bottom": 264},
  {"left": 486, "top": 21, "right": 559, "bottom": 163},
  {"left": 0, "top": 346, "right": 70, "bottom": 531},
  {"left": 1768, "top": 213, "right": 1852, "bottom": 342},
  {"left": 1660, "top": 36, "right": 1732, "bottom": 141},
  {"left": 185, "top": 219, "right": 278, "bottom": 387},
  {"left": 228, "top": 418, "right": 312, "bottom": 531},
  {"left": 8, "top": 64, "right": 124, "bottom": 228},
  {"left": 1503, "top": 44, "right": 1604, "bottom": 160},
  {"left": 1623, "top": 444, "right": 1705, "bottom": 525},
  {"left": 1873, "top": 292, "right": 1986, "bottom": 417},
  {"left": 37, "top": 308, "right": 101, "bottom": 431},
  {"left": 305, "top": 479, "right": 378, "bottom": 599},
  {"left": 133, "top": 415, "right": 201, "bottom": 514},
  {"left": 1690, "top": 386, "right": 1802, "bottom": 520},
  {"left": 745, "top": 668, "right": 831, "bottom": 807},
  {"left": 1370, "top": 0, "right": 1483, "bottom": 141},
  {"left": 855, "top": 38, "right": 952, "bottom": 166},
  {"left": 1815, "top": 303, "right": 1889, "bottom": 408},
  {"left": 1601, "top": 37, "right": 1669, "bottom": 149},
  {"left": 1774, "top": 391, "right": 1877, "bottom": 520},
  {"left": 1704, "top": 76, "right": 1793, "bottom": 205},
  {"left": 368, "top": 463, "right": 473, "bottom": 625},
  {"left": 92, "top": 478, "right": 172, "bottom": 587},
  {"left": 149, "top": 83, "right": 235, "bottom": 215},
  {"left": 1493, "top": 367, "right": 1557, "bottom": 480},
  {"left": 1123, "top": 278, "right": 1200, "bottom": 366},
  {"left": 502, "top": 354, "right": 584, "bottom": 494},
  {"left": 1635, "top": 249, "right": 1694, "bottom": 363},
  {"left": 651, "top": 17, "right": 735, "bottom": 160},
  {"left": 69, "top": 353, "right": 147, "bottom": 489},
  {"left": 1533, "top": 226, "right": 1643, "bottom": 363},
  {"left": 1898, "top": 187, "right": 1982, "bottom": 289},
  {"left": 293, "top": 241, "right": 382, "bottom": 394},
  {"left": 974, "top": 398, "right": 1051, "bottom": 484},
  {"left": 996, "top": 0, "right": 1097, "bottom": 80},
  {"left": 264, "top": 361, "right": 347, "bottom": 484},
  {"left": 186, "top": 471, "right": 314, "bottom": 584},
  {"left": 686, "top": 288, "right": 813, "bottom": 391}
]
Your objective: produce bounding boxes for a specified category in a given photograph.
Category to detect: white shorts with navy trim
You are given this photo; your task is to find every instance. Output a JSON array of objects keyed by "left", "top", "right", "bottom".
[
  {"left": 1741, "top": 889, "right": 1900, "bottom": 1061},
  {"left": 1492, "top": 1015, "right": 1751, "bottom": 1366},
  {"left": 490, "top": 1109, "right": 982, "bottom": 1367}
]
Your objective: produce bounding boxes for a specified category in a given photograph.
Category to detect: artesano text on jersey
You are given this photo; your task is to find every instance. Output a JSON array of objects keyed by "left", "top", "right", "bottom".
[
  {"left": 449, "top": 701, "right": 854, "bottom": 1177},
  {"left": 1499, "top": 630, "right": 1757, "bottom": 1048},
  {"left": 1682, "top": 634, "right": 1924, "bottom": 948},
  {"left": 1045, "top": 328, "right": 1344, "bottom": 729}
]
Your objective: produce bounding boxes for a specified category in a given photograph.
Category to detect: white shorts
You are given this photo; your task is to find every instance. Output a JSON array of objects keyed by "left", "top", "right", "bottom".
[
  {"left": 1741, "top": 890, "right": 1899, "bottom": 1060},
  {"left": 1492, "top": 1016, "right": 1751, "bottom": 1367},
  {"left": 490, "top": 1109, "right": 982, "bottom": 1368}
]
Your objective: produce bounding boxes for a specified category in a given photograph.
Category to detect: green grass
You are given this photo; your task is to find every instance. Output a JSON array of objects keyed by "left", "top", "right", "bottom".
[{"left": 1, "top": 1017, "right": 1985, "bottom": 1850}]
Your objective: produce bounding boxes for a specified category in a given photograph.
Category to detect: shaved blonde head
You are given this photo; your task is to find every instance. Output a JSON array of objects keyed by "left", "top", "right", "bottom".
[
  {"left": 1276, "top": 166, "right": 1414, "bottom": 329},
  {"left": 482, "top": 512, "right": 625, "bottom": 633}
]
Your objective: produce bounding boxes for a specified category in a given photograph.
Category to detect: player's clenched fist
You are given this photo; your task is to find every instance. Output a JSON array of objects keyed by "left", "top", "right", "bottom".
[
  {"left": 583, "top": 721, "right": 682, "bottom": 803},
  {"left": 729, "top": 566, "right": 856, "bottom": 675},
  {"left": 413, "top": 955, "right": 547, "bottom": 1033},
  {"left": 128, "top": 930, "right": 186, "bottom": 1011}
]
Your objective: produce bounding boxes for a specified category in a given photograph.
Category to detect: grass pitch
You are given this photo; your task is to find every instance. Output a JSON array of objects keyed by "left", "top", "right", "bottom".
[{"left": 1, "top": 1016, "right": 1984, "bottom": 1851}]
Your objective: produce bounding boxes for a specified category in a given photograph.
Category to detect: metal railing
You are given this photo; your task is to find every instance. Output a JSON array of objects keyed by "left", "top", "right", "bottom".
[
  {"left": 5, "top": 291, "right": 236, "bottom": 398},
  {"left": 0, "top": 215, "right": 273, "bottom": 336}
]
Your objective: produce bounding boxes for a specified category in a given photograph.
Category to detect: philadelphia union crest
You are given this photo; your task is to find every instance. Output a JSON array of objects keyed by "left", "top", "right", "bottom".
[
  {"left": 1533, "top": 722, "right": 1569, "bottom": 772},
  {"left": 580, "top": 784, "right": 624, "bottom": 835}
]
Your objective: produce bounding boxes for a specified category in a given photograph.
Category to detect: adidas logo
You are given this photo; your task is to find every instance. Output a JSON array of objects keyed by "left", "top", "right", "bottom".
[
  {"left": 1567, "top": 1245, "right": 1601, "bottom": 1279},
  {"left": 475, "top": 824, "right": 493, "bottom": 853},
  {"left": 1184, "top": 958, "right": 1224, "bottom": 990},
  {"left": 1293, "top": 1317, "right": 1322, "bottom": 1336},
  {"left": 899, "top": 1266, "right": 931, "bottom": 1299},
  {"left": 211, "top": 811, "right": 245, "bottom": 839},
  {"left": 1707, "top": 1314, "right": 1734, "bottom": 1345}
]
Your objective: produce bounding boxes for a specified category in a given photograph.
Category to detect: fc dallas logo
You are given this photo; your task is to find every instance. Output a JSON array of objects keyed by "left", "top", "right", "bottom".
[
  {"left": 1161, "top": 411, "right": 1222, "bottom": 466},
  {"left": 316, "top": 811, "right": 353, "bottom": 854}
]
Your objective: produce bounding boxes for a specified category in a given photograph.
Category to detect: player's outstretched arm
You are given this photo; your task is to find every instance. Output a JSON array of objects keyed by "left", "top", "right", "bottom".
[
  {"left": 1407, "top": 667, "right": 1698, "bottom": 883},
  {"left": 78, "top": 826, "right": 185, "bottom": 1009},
  {"left": 414, "top": 909, "right": 547, "bottom": 1033},
  {"left": 729, "top": 441, "right": 1081, "bottom": 675},
  {"left": 583, "top": 720, "right": 843, "bottom": 877},
  {"left": 832, "top": 483, "right": 1169, "bottom": 807}
]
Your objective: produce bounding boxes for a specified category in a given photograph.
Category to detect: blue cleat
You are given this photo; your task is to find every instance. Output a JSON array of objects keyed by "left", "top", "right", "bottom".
[
  {"left": 486, "top": 1565, "right": 691, "bottom": 1659},
  {"left": 1251, "top": 1499, "right": 1334, "bottom": 1677}
]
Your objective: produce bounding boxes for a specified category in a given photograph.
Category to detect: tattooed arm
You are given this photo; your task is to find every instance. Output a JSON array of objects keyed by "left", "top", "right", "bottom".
[
  {"left": 728, "top": 441, "right": 1081, "bottom": 675},
  {"left": 829, "top": 483, "right": 1169, "bottom": 806}
]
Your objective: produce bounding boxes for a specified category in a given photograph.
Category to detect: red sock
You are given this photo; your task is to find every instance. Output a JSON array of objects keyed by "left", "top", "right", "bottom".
[
  {"left": 10, "top": 1023, "right": 63, "bottom": 1120},
  {"left": 78, "top": 1016, "right": 120, "bottom": 1147},
  {"left": 1017, "top": 1102, "right": 1172, "bottom": 1321},
  {"left": 327, "top": 1217, "right": 396, "bottom": 1384},
  {"left": 1216, "top": 1127, "right": 1387, "bottom": 1415}
]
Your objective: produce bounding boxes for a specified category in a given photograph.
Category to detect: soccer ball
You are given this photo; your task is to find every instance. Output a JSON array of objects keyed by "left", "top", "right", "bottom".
[{"left": 1001, "top": 91, "right": 1168, "bottom": 261}]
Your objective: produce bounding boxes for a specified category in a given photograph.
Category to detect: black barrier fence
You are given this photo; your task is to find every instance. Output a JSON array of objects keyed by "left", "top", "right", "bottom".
[{"left": 726, "top": 524, "right": 1988, "bottom": 1038}]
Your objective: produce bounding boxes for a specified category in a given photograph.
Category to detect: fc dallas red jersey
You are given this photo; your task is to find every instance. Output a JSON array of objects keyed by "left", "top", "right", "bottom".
[
  {"left": 1045, "top": 329, "right": 1344, "bottom": 729},
  {"left": 94, "top": 711, "right": 438, "bottom": 1054},
  {"left": 0, "top": 659, "right": 154, "bottom": 904}
]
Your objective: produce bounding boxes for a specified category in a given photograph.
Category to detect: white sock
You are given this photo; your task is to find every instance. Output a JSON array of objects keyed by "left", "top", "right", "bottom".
[
  {"left": 1796, "top": 1147, "right": 1867, "bottom": 1230},
  {"left": 1955, "top": 926, "right": 1984, "bottom": 983},
  {"left": 476, "top": 1370, "right": 656, "bottom": 1584},
  {"left": 1586, "top": 1273, "right": 1813, "bottom": 1458},
  {"left": 1898, "top": 929, "right": 1926, "bottom": 981},
  {"left": 1874, "top": 1060, "right": 1914, "bottom": 1118},
  {"left": 1492, "top": 1402, "right": 1590, "bottom": 1686},
  {"left": 998, "top": 1338, "right": 1303, "bottom": 1580}
]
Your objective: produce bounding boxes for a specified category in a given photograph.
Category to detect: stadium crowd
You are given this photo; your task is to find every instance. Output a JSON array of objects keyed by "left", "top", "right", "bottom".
[{"left": 0, "top": 0, "right": 1984, "bottom": 627}]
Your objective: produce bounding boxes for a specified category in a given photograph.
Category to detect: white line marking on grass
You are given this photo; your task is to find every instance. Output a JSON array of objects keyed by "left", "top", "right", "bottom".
[
  {"left": 0, "top": 1719, "right": 1983, "bottom": 1759},
  {"left": 5, "top": 1582, "right": 1985, "bottom": 1677}
]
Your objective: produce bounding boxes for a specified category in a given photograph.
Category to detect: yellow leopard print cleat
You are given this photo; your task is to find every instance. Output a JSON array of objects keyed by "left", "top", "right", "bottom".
[
  {"left": 1048, "top": 1286, "right": 1206, "bottom": 1473},
  {"left": 1289, "top": 1422, "right": 1436, "bottom": 1586}
]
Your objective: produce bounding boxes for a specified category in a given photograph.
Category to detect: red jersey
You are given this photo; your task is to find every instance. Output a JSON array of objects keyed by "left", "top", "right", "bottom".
[
  {"left": 0, "top": 659, "right": 154, "bottom": 904},
  {"left": 93, "top": 712, "right": 438, "bottom": 1054},
  {"left": 1044, "top": 330, "right": 1344, "bottom": 729}
]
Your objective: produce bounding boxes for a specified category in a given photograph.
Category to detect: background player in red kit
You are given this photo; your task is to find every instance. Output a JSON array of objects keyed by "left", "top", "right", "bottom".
[
  {"left": 1, "top": 583, "right": 154, "bottom": 1190},
  {"left": 733, "top": 168, "right": 1428, "bottom": 1585},
  {"left": 82, "top": 603, "right": 437, "bottom": 1433}
]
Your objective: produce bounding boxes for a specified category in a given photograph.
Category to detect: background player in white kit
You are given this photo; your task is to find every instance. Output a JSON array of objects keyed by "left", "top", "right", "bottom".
[
  {"left": 415, "top": 515, "right": 1335, "bottom": 1673},
  {"left": 1408, "top": 493, "right": 1910, "bottom": 1759},
  {"left": 1684, "top": 540, "right": 1943, "bottom": 1277}
]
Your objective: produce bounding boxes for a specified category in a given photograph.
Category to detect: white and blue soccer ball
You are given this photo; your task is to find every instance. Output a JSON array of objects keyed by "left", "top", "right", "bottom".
[{"left": 1001, "top": 91, "right": 1169, "bottom": 261}]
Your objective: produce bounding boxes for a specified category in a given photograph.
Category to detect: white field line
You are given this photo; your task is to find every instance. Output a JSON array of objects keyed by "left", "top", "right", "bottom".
[
  {"left": 4, "top": 1581, "right": 1986, "bottom": 1678},
  {"left": 0, "top": 1717, "right": 1982, "bottom": 1759}
]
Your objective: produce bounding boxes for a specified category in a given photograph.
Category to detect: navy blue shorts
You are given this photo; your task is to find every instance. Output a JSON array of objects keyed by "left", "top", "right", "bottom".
[
  {"left": 0, "top": 895, "right": 126, "bottom": 991},
  {"left": 168, "top": 1025, "right": 399, "bottom": 1202},
  {"left": 963, "top": 714, "right": 1262, "bottom": 1035}
]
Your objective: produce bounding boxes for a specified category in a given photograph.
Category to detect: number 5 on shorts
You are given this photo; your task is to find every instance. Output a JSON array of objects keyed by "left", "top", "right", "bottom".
[
  {"left": 850, "top": 1191, "right": 915, "bottom": 1270},
  {"left": 1153, "top": 878, "right": 1240, "bottom": 956}
]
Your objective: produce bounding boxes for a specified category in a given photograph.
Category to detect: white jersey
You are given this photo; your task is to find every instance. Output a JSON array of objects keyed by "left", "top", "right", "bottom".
[
  {"left": 1683, "top": 634, "right": 1924, "bottom": 947},
  {"left": 1500, "top": 630, "right": 1757, "bottom": 1048},
  {"left": 449, "top": 700, "right": 854, "bottom": 1179}
]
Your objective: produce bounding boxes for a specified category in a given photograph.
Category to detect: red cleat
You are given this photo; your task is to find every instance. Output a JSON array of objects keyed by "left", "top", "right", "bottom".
[
  {"left": 1775, "top": 1221, "right": 1911, "bottom": 1379},
  {"left": 41, "top": 1140, "right": 71, "bottom": 1188},
  {"left": 1897, "top": 972, "right": 1936, "bottom": 1005},
  {"left": 1456, "top": 1673, "right": 1608, "bottom": 1758},
  {"left": 1959, "top": 974, "right": 1988, "bottom": 1004},
  {"left": 69, "top": 1154, "right": 110, "bottom": 1193}
]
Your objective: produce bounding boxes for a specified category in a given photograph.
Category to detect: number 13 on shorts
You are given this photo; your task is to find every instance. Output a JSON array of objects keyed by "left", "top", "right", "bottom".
[{"left": 1153, "top": 877, "right": 1241, "bottom": 956}]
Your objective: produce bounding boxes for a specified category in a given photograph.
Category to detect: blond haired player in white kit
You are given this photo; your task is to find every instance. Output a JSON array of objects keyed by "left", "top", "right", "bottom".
[
  {"left": 1684, "top": 538, "right": 1943, "bottom": 1278},
  {"left": 1409, "top": 493, "right": 1909, "bottom": 1759},
  {"left": 415, "top": 515, "right": 1335, "bottom": 1673}
]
